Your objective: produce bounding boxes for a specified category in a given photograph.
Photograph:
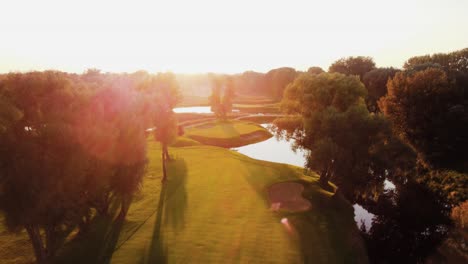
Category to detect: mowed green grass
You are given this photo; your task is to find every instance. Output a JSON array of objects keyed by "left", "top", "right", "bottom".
[
  {"left": 184, "top": 120, "right": 272, "bottom": 148},
  {"left": 108, "top": 139, "right": 367, "bottom": 263},
  {"left": 0, "top": 136, "right": 367, "bottom": 264}
]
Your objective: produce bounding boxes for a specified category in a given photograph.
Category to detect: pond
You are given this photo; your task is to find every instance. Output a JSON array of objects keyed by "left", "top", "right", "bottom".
[
  {"left": 233, "top": 125, "right": 307, "bottom": 167},
  {"left": 174, "top": 106, "right": 240, "bottom": 114},
  {"left": 174, "top": 106, "right": 212, "bottom": 113}
]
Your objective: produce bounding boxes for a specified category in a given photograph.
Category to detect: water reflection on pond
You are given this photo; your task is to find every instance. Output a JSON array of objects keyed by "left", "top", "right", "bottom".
[
  {"left": 174, "top": 106, "right": 240, "bottom": 114},
  {"left": 234, "top": 124, "right": 307, "bottom": 167},
  {"left": 174, "top": 106, "right": 212, "bottom": 113}
]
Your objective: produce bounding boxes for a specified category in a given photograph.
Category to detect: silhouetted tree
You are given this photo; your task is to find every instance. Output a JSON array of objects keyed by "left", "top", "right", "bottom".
[
  {"left": 138, "top": 72, "right": 181, "bottom": 182},
  {"left": 265, "top": 67, "right": 297, "bottom": 99},
  {"left": 362, "top": 67, "right": 400, "bottom": 112},
  {"left": 75, "top": 87, "right": 148, "bottom": 219},
  {"left": 209, "top": 75, "right": 235, "bottom": 119},
  {"left": 307, "top": 66, "right": 325, "bottom": 75},
  {"left": 329, "top": 56, "right": 376, "bottom": 80},
  {"left": 0, "top": 72, "right": 91, "bottom": 263}
]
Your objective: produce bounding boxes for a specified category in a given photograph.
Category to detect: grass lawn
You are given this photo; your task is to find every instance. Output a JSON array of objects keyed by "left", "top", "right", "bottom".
[
  {"left": 0, "top": 123, "right": 367, "bottom": 264},
  {"left": 184, "top": 120, "right": 273, "bottom": 148}
]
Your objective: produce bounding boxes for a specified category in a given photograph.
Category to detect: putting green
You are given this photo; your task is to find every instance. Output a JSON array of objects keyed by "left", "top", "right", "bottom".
[{"left": 184, "top": 120, "right": 272, "bottom": 148}]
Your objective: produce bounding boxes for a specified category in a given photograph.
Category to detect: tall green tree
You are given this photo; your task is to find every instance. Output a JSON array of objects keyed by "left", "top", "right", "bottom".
[
  {"left": 277, "top": 73, "right": 410, "bottom": 198},
  {"left": 329, "top": 56, "right": 376, "bottom": 80}
]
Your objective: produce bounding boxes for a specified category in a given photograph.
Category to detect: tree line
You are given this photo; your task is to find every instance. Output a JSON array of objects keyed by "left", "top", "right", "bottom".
[{"left": 275, "top": 49, "right": 467, "bottom": 261}]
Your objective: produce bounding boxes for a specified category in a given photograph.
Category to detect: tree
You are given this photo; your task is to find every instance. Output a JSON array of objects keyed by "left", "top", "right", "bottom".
[
  {"left": 222, "top": 76, "right": 235, "bottom": 115},
  {"left": 307, "top": 66, "right": 325, "bottom": 75},
  {"left": 329, "top": 56, "right": 376, "bottom": 80},
  {"left": 277, "top": 72, "right": 407, "bottom": 199},
  {"left": 362, "top": 67, "right": 400, "bottom": 112},
  {"left": 403, "top": 48, "right": 468, "bottom": 73},
  {"left": 232, "top": 71, "right": 266, "bottom": 95},
  {"left": 379, "top": 68, "right": 468, "bottom": 171},
  {"left": 138, "top": 72, "right": 181, "bottom": 182},
  {"left": 0, "top": 72, "right": 91, "bottom": 263},
  {"left": 74, "top": 87, "right": 148, "bottom": 219},
  {"left": 209, "top": 75, "right": 235, "bottom": 119},
  {"left": 0, "top": 72, "right": 149, "bottom": 263},
  {"left": 265, "top": 67, "right": 297, "bottom": 99}
]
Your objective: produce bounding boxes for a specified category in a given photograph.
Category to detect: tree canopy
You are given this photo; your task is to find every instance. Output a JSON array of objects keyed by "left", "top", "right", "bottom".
[
  {"left": 362, "top": 67, "right": 400, "bottom": 112},
  {"left": 277, "top": 72, "right": 409, "bottom": 198},
  {"left": 0, "top": 71, "right": 148, "bottom": 263},
  {"left": 328, "top": 56, "right": 376, "bottom": 80},
  {"left": 380, "top": 67, "right": 468, "bottom": 171}
]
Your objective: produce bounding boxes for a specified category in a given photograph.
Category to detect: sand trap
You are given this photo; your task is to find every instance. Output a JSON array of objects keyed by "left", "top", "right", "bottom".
[{"left": 268, "top": 182, "right": 311, "bottom": 212}]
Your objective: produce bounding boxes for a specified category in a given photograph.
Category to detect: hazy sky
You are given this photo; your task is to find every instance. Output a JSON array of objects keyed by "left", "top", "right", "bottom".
[{"left": 1, "top": 0, "right": 467, "bottom": 74}]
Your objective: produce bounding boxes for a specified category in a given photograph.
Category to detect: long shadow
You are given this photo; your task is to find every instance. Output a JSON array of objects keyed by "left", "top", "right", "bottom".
[
  {"left": 163, "top": 158, "right": 188, "bottom": 231},
  {"left": 53, "top": 210, "right": 124, "bottom": 264},
  {"left": 139, "top": 158, "right": 188, "bottom": 264}
]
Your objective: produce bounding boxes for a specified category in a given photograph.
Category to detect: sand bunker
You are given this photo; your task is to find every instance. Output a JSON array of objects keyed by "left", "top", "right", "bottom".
[{"left": 268, "top": 182, "right": 311, "bottom": 212}]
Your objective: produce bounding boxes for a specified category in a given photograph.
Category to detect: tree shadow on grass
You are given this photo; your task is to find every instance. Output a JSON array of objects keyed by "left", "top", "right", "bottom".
[
  {"left": 138, "top": 157, "right": 188, "bottom": 264},
  {"left": 53, "top": 212, "right": 124, "bottom": 264}
]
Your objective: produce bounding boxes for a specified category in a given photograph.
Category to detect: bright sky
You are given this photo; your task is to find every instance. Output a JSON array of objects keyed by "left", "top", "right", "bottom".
[{"left": 1, "top": 0, "right": 467, "bottom": 74}]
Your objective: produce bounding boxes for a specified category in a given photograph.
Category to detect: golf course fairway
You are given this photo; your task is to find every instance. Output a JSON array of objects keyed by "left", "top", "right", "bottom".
[{"left": 0, "top": 133, "right": 368, "bottom": 264}]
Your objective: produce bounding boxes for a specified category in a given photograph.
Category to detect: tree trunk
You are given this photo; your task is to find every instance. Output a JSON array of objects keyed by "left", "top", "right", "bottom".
[
  {"left": 163, "top": 143, "right": 171, "bottom": 161},
  {"left": 161, "top": 148, "right": 167, "bottom": 183},
  {"left": 25, "top": 224, "right": 47, "bottom": 264},
  {"left": 78, "top": 211, "right": 91, "bottom": 235},
  {"left": 118, "top": 195, "right": 132, "bottom": 220},
  {"left": 45, "top": 226, "right": 59, "bottom": 260}
]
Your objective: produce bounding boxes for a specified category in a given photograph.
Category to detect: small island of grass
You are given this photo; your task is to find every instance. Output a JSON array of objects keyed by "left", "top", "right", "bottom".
[{"left": 184, "top": 120, "right": 272, "bottom": 148}]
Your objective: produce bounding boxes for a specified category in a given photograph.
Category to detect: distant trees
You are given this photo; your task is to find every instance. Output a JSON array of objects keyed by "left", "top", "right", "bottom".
[
  {"left": 362, "top": 67, "right": 400, "bottom": 112},
  {"left": 307, "top": 66, "right": 325, "bottom": 75},
  {"left": 265, "top": 67, "right": 298, "bottom": 100},
  {"left": 210, "top": 75, "right": 235, "bottom": 119},
  {"left": 277, "top": 73, "right": 404, "bottom": 197},
  {"left": 138, "top": 72, "right": 181, "bottom": 182},
  {"left": 0, "top": 72, "right": 148, "bottom": 263},
  {"left": 329, "top": 56, "right": 376, "bottom": 80},
  {"left": 232, "top": 71, "right": 267, "bottom": 95}
]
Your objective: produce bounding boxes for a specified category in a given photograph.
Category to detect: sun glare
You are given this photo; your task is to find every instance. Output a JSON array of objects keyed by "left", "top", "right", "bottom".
[{"left": 1, "top": 0, "right": 467, "bottom": 73}]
